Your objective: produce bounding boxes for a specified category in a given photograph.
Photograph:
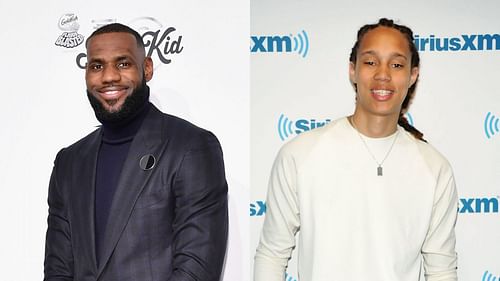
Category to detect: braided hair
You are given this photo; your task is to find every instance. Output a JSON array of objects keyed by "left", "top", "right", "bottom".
[{"left": 349, "top": 18, "right": 426, "bottom": 142}]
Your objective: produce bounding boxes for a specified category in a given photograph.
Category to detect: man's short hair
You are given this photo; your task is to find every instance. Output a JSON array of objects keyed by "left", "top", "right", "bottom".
[{"left": 86, "top": 23, "right": 145, "bottom": 51}]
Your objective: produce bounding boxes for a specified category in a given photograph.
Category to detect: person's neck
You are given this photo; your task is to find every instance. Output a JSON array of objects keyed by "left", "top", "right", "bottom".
[
  {"left": 349, "top": 112, "right": 399, "bottom": 138},
  {"left": 101, "top": 102, "right": 151, "bottom": 141}
]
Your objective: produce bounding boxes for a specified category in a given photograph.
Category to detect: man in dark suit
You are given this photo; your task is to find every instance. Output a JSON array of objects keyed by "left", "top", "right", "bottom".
[{"left": 44, "top": 23, "right": 228, "bottom": 281}]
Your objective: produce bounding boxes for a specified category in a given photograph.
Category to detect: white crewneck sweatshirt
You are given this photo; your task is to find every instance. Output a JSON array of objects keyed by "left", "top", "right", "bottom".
[{"left": 254, "top": 117, "right": 458, "bottom": 281}]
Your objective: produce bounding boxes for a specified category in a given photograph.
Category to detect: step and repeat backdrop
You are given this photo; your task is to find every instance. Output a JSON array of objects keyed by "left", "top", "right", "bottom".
[
  {"left": 250, "top": 0, "right": 499, "bottom": 280},
  {"left": 0, "top": 0, "right": 249, "bottom": 280}
]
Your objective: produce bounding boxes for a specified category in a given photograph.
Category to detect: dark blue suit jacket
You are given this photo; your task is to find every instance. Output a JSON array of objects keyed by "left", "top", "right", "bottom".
[{"left": 44, "top": 105, "right": 228, "bottom": 281}]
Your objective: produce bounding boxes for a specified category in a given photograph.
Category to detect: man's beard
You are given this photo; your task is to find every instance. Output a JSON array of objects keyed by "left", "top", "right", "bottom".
[{"left": 87, "top": 78, "right": 148, "bottom": 124}]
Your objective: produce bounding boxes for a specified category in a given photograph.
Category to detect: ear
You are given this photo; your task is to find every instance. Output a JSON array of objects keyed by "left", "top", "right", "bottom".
[
  {"left": 409, "top": 66, "right": 419, "bottom": 87},
  {"left": 349, "top": 62, "right": 356, "bottom": 84},
  {"left": 143, "top": 57, "right": 154, "bottom": 82}
]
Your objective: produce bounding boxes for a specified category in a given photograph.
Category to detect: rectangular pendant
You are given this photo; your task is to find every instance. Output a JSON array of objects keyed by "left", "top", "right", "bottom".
[{"left": 377, "top": 166, "right": 383, "bottom": 176}]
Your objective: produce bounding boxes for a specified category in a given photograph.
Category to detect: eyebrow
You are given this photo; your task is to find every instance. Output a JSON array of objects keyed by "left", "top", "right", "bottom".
[
  {"left": 87, "top": 55, "right": 134, "bottom": 64},
  {"left": 86, "top": 57, "right": 103, "bottom": 65},
  {"left": 115, "top": 55, "right": 132, "bottom": 61},
  {"left": 359, "top": 50, "right": 408, "bottom": 60}
]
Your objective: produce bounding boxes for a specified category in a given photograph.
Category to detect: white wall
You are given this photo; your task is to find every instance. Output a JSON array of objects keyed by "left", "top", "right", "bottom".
[{"left": 0, "top": 1, "right": 249, "bottom": 280}]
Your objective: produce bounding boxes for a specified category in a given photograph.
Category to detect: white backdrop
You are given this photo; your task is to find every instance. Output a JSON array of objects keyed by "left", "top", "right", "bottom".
[
  {"left": 0, "top": 0, "right": 249, "bottom": 280},
  {"left": 251, "top": 0, "right": 500, "bottom": 280}
]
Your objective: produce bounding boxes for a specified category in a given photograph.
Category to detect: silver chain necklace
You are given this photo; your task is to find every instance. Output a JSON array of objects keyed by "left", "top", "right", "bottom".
[{"left": 350, "top": 117, "right": 400, "bottom": 176}]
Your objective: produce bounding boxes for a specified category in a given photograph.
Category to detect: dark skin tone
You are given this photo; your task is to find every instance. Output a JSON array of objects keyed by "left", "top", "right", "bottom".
[
  {"left": 85, "top": 32, "right": 153, "bottom": 114},
  {"left": 349, "top": 27, "right": 419, "bottom": 138}
]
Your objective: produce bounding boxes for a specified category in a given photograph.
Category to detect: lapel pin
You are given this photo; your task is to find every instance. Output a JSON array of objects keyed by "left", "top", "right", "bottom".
[{"left": 139, "top": 154, "right": 156, "bottom": 171}]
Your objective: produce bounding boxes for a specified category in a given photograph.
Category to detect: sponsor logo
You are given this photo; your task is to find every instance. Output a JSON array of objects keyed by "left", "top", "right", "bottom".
[
  {"left": 91, "top": 18, "right": 117, "bottom": 29},
  {"left": 414, "top": 33, "right": 499, "bottom": 52},
  {"left": 286, "top": 272, "right": 297, "bottom": 281},
  {"left": 75, "top": 17, "right": 184, "bottom": 69},
  {"left": 251, "top": 30, "right": 310, "bottom": 58},
  {"left": 255, "top": 197, "right": 499, "bottom": 215},
  {"left": 278, "top": 114, "right": 331, "bottom": 141},
  {"left": 250, "top": 200, "right": 266, "bottom": 217},
  {"left": 484, "top": 112, "right": 499, "bottom": 139},
  {"left": 482, "top": 270, "right": 500, "bottom": 281},
  {"left": 405, "top": 112, "right": 414, "bottom": 126},
  {"left": 459, "top": 197, "right": 499, "bottom": 213},
  {"left": 55, "top": 13, "right": 84, "bottom": 48}
]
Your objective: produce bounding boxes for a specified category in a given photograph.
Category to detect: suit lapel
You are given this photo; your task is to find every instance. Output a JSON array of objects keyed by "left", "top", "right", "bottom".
[
  {"left": 96, "top": 107, "right": 169, "bottom": 277},
  {"left": 73, "top": 128, "right": 101, "bottom": 275}
]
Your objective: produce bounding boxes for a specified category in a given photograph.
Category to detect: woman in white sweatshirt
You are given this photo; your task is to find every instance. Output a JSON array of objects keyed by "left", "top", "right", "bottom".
[{"left": 254, "top": 18, "right": 458, "bottom": 281}]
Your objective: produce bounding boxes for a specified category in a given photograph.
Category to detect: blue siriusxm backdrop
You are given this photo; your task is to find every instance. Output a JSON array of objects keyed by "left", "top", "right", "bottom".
[{"left": 250, "top": 0, "right": 500, "bottom": 280}]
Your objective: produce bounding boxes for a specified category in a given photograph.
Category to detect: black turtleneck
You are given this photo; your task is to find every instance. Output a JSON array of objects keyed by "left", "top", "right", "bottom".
[{"left": 94, "top": 88, "right": 151, "bottom": 266}]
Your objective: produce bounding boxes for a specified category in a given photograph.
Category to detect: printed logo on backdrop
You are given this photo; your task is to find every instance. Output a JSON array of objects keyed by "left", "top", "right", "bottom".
[
  {"left": 484, "top": 112, "right": 499, "bottom": 139},
  {"left": 405, "top": 112, "right": 414, "bottom": 126},
  {"left": 285, "top": 272, "right": 297, "bottom": 281},
  {"left": 70, "top": 17, "right": 184, "bottom": 69},
  {"left": 130, "top": 17, "right": 184, "bottom": 65},
  {"left": 255, "top": 196, "right": 500, "bottom": 214},
  {"left": 256, "top": 196, "right": 500, "bottom": 215},
  {"left": 278, "top": 113, "right": 412, "bottom": 141},
  {"left": 483, "top": 270, "right": 500, "bottom": 281},
  {"left": 251, "top": 30, "right": 310, "bottom": 58},
  {"left": 414, "top": 33, "right": 499, "bottom": 52},
  {"left": 250, "top": 200, "right": 266, "bottom": 217},
  {"left": 459, "top": 196, "right": 499, "bottom": 213},
  {"left": 55, "top": 14, "right": 85, "bottom": 48},
  {"left": 278, "top": 114, "right": 331, "bottom": 141}
]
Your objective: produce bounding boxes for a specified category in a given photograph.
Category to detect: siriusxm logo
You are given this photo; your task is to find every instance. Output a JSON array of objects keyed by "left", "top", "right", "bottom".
[
  {"left": 278, "top": 114, "right": 331, "bottom": 141},
  {"left": 405, "top": 112, "right": 414, "bottom": 126},
  {"left": 250, "top": 200, "right": 266, "bottom": 217},
  {"left": 251, "top": 30, "right": 310, "bottom": 58},
  {"left": 484, "top": 112, "right": 499, "bottom": 139},
  {"left": 483, "top": 270, "right": 500, "bottom": 281},
  {"left": 285, "top": 272, "right": 297, "bottom": 281},
  {"left": 414, "top": 34, "right": 499, "bottom": 52},
  {"left": 459, "top": 197, "right": 499, "bottom": 213}
]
